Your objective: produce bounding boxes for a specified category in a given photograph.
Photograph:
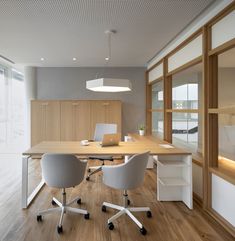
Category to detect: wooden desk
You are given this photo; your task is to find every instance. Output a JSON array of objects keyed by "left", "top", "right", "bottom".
[{"left": 22, "top": 138, "right": 191, "bottom": 209}]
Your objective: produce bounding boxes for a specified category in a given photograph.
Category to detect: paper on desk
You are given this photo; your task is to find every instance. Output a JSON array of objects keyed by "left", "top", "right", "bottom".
[{"left": 159, "top": 144, "right": 174, "bottom": 148}]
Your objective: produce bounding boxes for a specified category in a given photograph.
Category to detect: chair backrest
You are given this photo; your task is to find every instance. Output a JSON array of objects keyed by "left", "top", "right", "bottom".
[
  {"left": 102, "top": 152, "right": 149, "bottom": 190},
  {"left": 94, "top": 123, "right": 117, "bottom": 141},
  {"left": 41, "top": 154, "right": 87, "bottom": 188}
]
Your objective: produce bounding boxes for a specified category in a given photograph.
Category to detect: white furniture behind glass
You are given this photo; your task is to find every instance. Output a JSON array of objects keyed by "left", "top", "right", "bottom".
[{"left": 157, "top": 154, "right": 192, "bottom": 209}]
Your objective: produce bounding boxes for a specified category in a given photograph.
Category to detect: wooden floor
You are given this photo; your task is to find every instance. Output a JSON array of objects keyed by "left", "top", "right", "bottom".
[{"left": 0, "top": 154, "right": 234, "bottom": 241}]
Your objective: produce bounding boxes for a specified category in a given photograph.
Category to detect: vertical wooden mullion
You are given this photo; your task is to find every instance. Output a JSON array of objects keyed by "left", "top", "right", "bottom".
[
  {"left": 202, "top": 26, "right": 209, "bottom": 209},
  {"left": 163, "top": 58, "right": 172, "bottom": 143},
  {"left": 207, "top": 54, "right": 218, "bottom": 208},
  {"left": 146, "top": 72, "right": 152, "bottom": 135}
]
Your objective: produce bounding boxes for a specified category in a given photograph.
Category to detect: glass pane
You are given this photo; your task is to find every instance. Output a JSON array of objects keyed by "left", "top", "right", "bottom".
[
  {"left": 218, "top": 47, "right": 235, "bottom": 109},
  {"left": 172, "top": 63, "right": 202, "bottom": 109},
  {"left": 218, "top": 115, "right": 235, "bottom": 162},
  {"left": 218, "top": 47, "right": 235, "bottom": 162},
  {"left": 172, "top": 112, "right": 202, "bottom": 154},
  {"left": 152, "top": 112, "right": 164, "bottom": 138},
  {"left": 10, "top": 70, "right": 25, "bottom": 146},
  {"left": 0, "top": 67, "right": 7, "bottom": 145},
  {"left": 0, "top": 67, "right": 25, "bottom": 153},
  {"left": 152, "top": 81, "right": 163, "bottom": 109}
]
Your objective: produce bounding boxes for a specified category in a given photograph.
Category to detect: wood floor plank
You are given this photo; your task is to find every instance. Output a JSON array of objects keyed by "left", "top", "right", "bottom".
[{"left": 0, "top": 156, "right": 234, "bottom": 241}]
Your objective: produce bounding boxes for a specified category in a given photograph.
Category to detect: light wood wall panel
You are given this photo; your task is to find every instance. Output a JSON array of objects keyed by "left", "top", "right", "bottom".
[
  {"left": 31, "top": 100, "right": 61, "bottom": 146},
  {"left": 90, "top": 100, "right": 122, "bottom": 136},
  {"left": 31, "top": 100, "right": 122, "bottom": 145},
  {"left": 61, "top": 101, "right": 91, "bottom": 141}
]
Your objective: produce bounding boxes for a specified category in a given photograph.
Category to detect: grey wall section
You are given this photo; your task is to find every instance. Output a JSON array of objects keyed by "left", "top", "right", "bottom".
[{"left": 36, "top": 67, "right": 146, "bottom": 136}]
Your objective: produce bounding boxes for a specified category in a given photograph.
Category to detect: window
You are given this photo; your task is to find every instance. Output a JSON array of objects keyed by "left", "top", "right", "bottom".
[{"left": 0, "top": 66, "right": 25, "bottom": 153}]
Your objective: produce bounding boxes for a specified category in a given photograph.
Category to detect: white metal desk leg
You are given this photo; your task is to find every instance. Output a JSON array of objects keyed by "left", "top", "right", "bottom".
[{"left": 22, "top": 155, "right": 30, "bottom": 209}]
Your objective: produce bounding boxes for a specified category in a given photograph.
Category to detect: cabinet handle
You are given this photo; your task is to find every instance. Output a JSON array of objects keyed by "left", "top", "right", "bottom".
[{"left": 102, "top": 102, "right": 109, "bottom": 106}]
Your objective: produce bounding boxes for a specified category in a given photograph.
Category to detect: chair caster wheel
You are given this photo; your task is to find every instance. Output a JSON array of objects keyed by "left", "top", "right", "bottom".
[
  {"left": 88, "top": 168, "right": 91, "bottom": 173},
  {"left": 127, "top": 199, "right": 131, "bottom": 205},
  {"left": 86, "top": 176, "right": 90, "bottom": 181},
  {"left": 140, "top": 227, "right": 147, "bottom": 235},
  {"left": 108, "top": 222, "right": 114, "bottom": 230},
  {"left": 51, "top": 200, "right": 56, "bottom": 206},
  {"left": 147, "top": 211, "right": 152, "bottom": 218},
  {"left": 57, "top": 225, "right": 63, "bottom": 234},
  {"left": 101, "top": 205, "right": 106, "bottom": 212},
  {"left": 77, "top": 198, "right": 81, "bottom": 205},
  {"left": 84, "top": 213, "right": 90, "bottom": 220},
  {"left": 37, "top": 215, "right": 42, "bottom": 222}
]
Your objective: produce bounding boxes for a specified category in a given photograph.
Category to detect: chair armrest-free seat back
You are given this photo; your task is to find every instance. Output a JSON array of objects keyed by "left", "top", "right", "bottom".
[
  {"left": 102, "top": 152, "right": 149, "bottom": 190},
  {"left": 41, "top": 153, "right": 87, "bottom": 188}
]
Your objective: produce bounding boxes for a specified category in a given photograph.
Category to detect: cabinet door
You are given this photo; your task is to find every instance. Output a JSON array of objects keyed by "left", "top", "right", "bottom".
[
  {"left": 31, "top": 101, "right": 60, "bottom": 146},
  {"left": 90, "top": 101, "right": 106, "bottom": 137},
  {"left": 61, "top": 101, "right": 91, "bottom": 141},
  {"left": 105, "top": 101, "right": 122, "bottom": 133},
  {"left": 90, "top": 100, "right": 122, "bottom": 136},
  {"left": 31, "top": 101, "right": 46, "bottom": 146}
]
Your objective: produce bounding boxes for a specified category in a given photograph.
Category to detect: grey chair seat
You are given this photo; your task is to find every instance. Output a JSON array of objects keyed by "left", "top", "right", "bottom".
[
  {"left": 37, "top": 154, "right": 90, "bottom": 234},
  {"left": 101, "top": 152, "right": 152, "bottom": 236}
]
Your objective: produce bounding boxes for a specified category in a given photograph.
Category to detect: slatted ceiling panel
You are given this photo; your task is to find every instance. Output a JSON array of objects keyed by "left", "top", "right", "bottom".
[{"left": 0, "top": 0, "right": 215, "bottom": 67}]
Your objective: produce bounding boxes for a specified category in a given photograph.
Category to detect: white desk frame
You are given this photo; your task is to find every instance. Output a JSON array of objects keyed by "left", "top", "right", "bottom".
[{"left": 22, "top": 155, "right": 45, "bottom": 209}]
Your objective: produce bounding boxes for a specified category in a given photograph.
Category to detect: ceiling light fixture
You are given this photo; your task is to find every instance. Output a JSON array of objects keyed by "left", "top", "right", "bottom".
[
  {"left": 40, "top": 57, "right": 45, "bottom": 61},
  {"left": 86, "top": 30, "right": 132, "bottom": 93},
  {"left": 73, "top": 57, "right": 77, "bottom": 61}
]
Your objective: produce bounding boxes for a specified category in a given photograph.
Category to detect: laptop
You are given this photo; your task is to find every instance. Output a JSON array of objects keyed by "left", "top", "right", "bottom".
[{"left": 100, "top": 133, "right": 121, "bottom": 147}]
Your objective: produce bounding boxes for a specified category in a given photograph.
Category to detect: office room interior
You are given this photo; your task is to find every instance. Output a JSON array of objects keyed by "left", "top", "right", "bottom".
[{"left": 0, "top": 0, "right": 235, "bottom": 240}]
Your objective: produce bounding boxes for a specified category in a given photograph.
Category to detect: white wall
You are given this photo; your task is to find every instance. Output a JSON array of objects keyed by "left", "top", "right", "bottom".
[
  {"left": 212, "top": 174, "right": 235, "bottom": 227},
  {"left": 192, "top": 163, "right": 203, "bottom": 198}
]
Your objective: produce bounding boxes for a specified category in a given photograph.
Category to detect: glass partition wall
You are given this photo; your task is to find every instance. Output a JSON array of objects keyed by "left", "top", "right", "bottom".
[{"left": 171, "top": 63, "right": 203, "bottom": 158}]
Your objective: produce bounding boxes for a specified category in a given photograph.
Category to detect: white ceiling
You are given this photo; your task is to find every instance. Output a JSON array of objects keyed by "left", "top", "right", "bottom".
[{"left": 0, "top": 0, "right": 216, "bottom": 67}]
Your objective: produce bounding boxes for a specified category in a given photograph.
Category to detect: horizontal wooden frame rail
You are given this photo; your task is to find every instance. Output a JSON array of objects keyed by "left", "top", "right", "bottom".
[
  {"left": 149, "top": 109, "right": 164, "bottom": 112},
  {"left": 147, "top": 76, "right": 163, "bottom": 85},
  {"left": 208, "top": 107, "right": 235, "bottom": 114},
  {"left": 166, "top": 109, "right": 200, "bottom": 113}
]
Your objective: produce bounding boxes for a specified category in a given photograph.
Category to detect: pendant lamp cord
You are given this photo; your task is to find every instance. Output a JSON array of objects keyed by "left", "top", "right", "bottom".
[{"left": 95, "top": 30, "right": 113, "bottom": 79}]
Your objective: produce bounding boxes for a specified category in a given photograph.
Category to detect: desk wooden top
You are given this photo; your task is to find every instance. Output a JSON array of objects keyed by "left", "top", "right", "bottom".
[{"left": 23, "top": 137, "right": 190, "bottom": 156}]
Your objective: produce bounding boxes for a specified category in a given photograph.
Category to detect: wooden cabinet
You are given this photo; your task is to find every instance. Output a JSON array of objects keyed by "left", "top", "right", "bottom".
[
  {"left": 90, "top": 100, "right": 122, "bottom": 136},
  {"left": 31, "top": 100, "right": 61, "bottom": 146},
  {"left": 61, "top": 101, "right": 91, "bottom": 141},
  {"left": 31, "top": 100, "right": 121, "bottom": 146}
]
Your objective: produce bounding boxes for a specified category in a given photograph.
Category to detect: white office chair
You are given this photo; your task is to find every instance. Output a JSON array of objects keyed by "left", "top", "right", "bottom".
[
  {"left": 36, "top": 154, "right": 90, "bottom": 234},
  {"left": 101, "top": 152, "right": 152, "bottom": 235},
  {"left": 86, "top": 123, "right": 117, "bottom": 181}
]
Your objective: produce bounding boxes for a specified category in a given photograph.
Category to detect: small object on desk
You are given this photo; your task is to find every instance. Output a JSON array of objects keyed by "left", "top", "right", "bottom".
[
  {"left": 81, "top": 140, "right": 89, "bottom": 146},
  {"left": 159, "top": 144, "right": 174, "bottom": 149}
]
